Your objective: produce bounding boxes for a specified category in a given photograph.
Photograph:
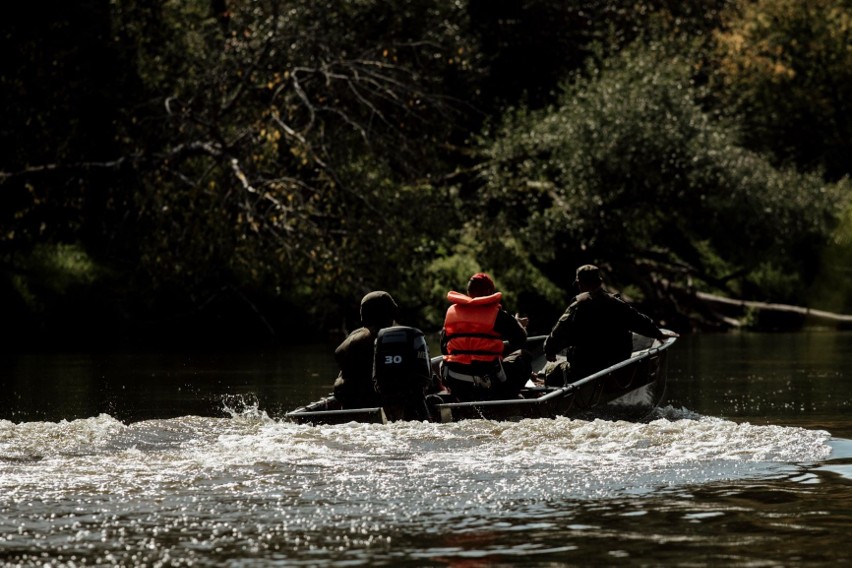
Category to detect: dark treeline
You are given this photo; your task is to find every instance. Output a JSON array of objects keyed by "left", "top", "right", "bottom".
[{"left": 2, "top": 0, "right": 851, "bottom": 349}]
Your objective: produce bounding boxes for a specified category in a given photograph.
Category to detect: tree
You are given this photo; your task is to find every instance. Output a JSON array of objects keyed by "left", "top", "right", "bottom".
[
  {"left": 2, "top": 0, "right": 479, "bottom": 342},
  {"left": 713, "top": 0, "right": 852, "bottom": 180},
  {"left": 476, "top": 42, "right": 847, "bottom": 327},
  {"left": 465, "top": 0, "right": 733, "bottom": 113},
  {"left": 0, "top": 0, "right": 125, "bottom": 256}
]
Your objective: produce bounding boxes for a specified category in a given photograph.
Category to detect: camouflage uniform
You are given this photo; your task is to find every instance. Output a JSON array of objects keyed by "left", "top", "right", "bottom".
[{"left": 543, "top": 287, "right": 664, "bottom": 384}]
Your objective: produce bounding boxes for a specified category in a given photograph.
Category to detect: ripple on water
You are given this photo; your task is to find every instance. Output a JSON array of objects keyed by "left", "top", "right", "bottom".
[
  {"left": 0, "top": 407, "right": 838, "bottom": 565},
  {"left": 1, "top": 409, "right": 832, "bottom": 497}
]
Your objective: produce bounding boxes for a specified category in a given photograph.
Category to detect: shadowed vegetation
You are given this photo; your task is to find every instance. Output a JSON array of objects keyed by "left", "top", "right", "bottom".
[{"left": 2, "top": 0, "right": 851, "bottom": 348}]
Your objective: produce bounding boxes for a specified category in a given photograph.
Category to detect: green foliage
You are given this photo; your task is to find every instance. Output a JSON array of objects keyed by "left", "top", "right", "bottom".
[
  {"left": 811, "top": 203, "right": 852, "bottom": 312},
  {"left": 416, "top": 219, "right": 567, "bottom": 330},
  {"left": 4, "top": 242, "right": 119, "bottom": 349},
  {"left": 712, "top": 0, "right": 852, "bottom": 179},
  {"left": 105, "top": 0, "right": 478, "bottom": 324},
  {"left": 748, "top": 262, "right": 803, "bottom": 301},
  {"left": 0, "top": 1, "right": 127, "bottom": 256},
  {"left": 479, "top": 41, "right": 845, "bottom": 304},
  {"left": 466, "top": 0, "right": 734, "bottom": 111},
  {"left": 11, "top": 244, "right": 103, "bottom": 310},
  {"left": 3, "top": 0, "right": 852, "bottom": 345},
  {"left": 420, "top": 230, "right": 484, "bottom": 328}
]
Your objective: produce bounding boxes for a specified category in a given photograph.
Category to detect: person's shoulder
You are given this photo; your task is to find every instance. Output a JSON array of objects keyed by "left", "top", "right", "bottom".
[
  {"left": 496, "top": 306, "right": 515, "bottom": 318},
  {"left": 335, "top": 327, "right": 373, "bottom": 351},
  {"left": 569, "top": 292, "right": 593, "bottom": 308},
  {"left": 600, "top": 290, "right": 623, "bottom": 301},
  {"left": 350, "top": 326, "right": 375, "bottom": 342},
  {"left": 575, "top": 289, "right": 621, "bottom": 313},
  {"left": 592, "top": 288, "right": 627, "bottom": 306},
  {"left": 556, "top": 293, "right": 589, "bottom": 321}
]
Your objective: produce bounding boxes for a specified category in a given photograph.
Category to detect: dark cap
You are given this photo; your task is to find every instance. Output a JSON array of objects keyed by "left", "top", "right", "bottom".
[
  {"left": 360, "top": 291, "right": 397, "bottom": 327},
  {"left": 467, "top": 273, "right": 496, "bottom": 297},
  {"left": 575, "top": 264, "right": 602, "bottom": 286}
]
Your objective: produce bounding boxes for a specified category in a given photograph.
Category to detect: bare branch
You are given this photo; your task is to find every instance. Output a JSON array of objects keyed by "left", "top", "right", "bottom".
[{"left": 0, "top": 157, "right": 132, "bottom": 184}]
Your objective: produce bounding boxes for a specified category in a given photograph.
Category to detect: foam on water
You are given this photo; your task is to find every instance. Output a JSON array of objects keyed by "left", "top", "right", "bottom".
[
  {"left": 0, "top": 404, "right": 831, "bottom": 504},
  {"left": 0, "top": 404, "right": 839, "bottom": 565}
]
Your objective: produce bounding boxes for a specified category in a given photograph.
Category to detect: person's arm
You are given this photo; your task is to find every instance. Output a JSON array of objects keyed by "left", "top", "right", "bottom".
[
  {"left": 617, "top": 299, "right": 665, "bottom": 340},
  {"left": 544, "top": 308, "right": 574, "bottom": 361},
  {"left": 334, "top": 336, "right": 350, "bottom": 369},
  {"left": 439, "top": 327, "right": 449, "bottom": 355},
  {"left": 494, "top": 309, "right": 527, "bottom": 352}
]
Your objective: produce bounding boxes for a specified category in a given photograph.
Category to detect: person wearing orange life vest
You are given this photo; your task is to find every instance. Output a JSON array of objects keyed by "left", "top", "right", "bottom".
[{"left": 440, "top": 273, "right": 532, "bottom": 401}]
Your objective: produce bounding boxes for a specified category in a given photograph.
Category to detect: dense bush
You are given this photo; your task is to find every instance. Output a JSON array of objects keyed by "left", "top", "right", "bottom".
[
  {"left": 478, "top": 43, "right": 847, "bottom": 314},
  {"left": 2, "top": 0, "right": 851, "bottom": 345},
  {"left": 712, "top": 0, "right": 852, "bottom": 180}
]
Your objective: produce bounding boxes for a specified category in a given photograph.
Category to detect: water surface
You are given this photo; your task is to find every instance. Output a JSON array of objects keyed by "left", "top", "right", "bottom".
[{"left": 2, "top": 331, "right": 851, "bottom": 566}]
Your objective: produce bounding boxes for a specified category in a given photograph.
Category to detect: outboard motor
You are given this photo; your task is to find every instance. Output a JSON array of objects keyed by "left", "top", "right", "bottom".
[{"left": 373, "top": 326, "right": 433, "bottom": 420}]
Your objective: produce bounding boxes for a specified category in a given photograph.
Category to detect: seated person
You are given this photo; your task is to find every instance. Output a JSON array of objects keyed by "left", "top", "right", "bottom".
[
  {"left": 543, "top": 264, "right": 676, "bottom": 385},
  {"left": 440, "top": 273, "right": 532, "bottom": 401},
  {"left": 333, "top": 291, "right": 397, "bottom": 408}
]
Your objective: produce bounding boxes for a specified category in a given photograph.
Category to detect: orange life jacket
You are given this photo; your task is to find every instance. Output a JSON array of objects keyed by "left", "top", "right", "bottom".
[{"left": 443, "top": 291, "right": 505, "bottom": 365}]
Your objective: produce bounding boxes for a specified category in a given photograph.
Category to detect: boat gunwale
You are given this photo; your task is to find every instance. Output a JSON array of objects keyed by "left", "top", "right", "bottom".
[
  {"left": 284, "top": 333, "right": 675, "bottom": 422},
  {"left": 433, "top": 334, "right": 676, "bottom": 410}
]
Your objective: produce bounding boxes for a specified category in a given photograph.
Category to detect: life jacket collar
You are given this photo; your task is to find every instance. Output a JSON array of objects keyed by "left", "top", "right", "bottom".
[{"left": 447, "top": 290, "right": 502, "bottom": 306}]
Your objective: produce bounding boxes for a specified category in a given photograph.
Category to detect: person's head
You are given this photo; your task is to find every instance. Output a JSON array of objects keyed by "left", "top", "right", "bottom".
[
  {"left": 575, "top": 264, "right": 603, "bottom": 292},
  {"left": 360, "top": 291, "right": 398, "bottom": 328},
  {"left": 466, "top": 272, "right": 496, "bottom": 298}
]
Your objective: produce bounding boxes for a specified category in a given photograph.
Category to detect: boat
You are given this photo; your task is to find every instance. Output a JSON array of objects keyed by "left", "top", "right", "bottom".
[{"left": 285, "top": 331, "right": 677, "bottom": 425}]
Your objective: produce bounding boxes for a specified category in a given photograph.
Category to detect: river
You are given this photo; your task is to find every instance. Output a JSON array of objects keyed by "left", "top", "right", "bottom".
[{"left": 1, "top": 331, "right": 851, "bottom": 566}]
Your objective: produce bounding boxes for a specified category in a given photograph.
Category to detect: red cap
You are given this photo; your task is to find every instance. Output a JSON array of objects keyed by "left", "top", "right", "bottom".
[{"left": 467, "top": 273, "right": 496, "bottom": 297}]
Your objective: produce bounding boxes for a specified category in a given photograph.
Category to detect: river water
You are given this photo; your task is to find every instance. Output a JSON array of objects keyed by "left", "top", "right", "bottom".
[{"left": 1, "top": 331, "right": 851, "bottom": 566}]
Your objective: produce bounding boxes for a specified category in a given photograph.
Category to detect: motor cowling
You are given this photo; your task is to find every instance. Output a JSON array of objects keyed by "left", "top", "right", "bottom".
[{"left": 372, "top": 326, "right": 433, "bottom": 419}]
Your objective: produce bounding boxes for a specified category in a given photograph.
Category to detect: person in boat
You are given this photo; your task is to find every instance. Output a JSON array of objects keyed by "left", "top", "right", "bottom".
[
  {"left": 440, "top": 272, "right": 532, "bottom": 401},
  {"left": 333, "top": 290, "right": 398, "bottom": 409},
  {"left": 543, "top": 264, "right": 677, "bottom": 385}
]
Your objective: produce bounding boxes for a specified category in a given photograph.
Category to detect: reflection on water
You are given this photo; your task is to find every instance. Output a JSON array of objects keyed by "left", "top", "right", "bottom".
[
  {"left": 0, "top": 406, "right": 842, "bottom": 566},
  {"left": 666, "top": 331, "right": 852, "bottom": 437},
  {"left": 2, "top": 331, "right": 852, "bottom": 565},
  {"left": 0, "top": 344, "right": 338, "bottom": 423}
]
